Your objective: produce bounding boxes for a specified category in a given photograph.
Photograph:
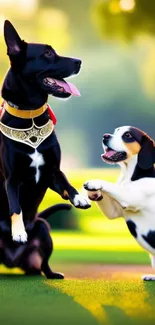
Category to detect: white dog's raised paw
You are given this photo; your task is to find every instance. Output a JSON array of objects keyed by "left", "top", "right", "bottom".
[
  {"left": 83, "top": 180, "right": 102, "bottom": 191},
  {"left": 72, "top": 194, "right": 91, "bottom": 209},
  {"left": 88, "top": 190, "right": 103, "bottom": 201},
  {"left": 142, "top": 274, "right": 155, "bottom": 281}
]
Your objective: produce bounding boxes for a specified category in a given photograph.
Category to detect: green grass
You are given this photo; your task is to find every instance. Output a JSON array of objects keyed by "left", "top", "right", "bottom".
[
  {"left": 1, "top": 274, "right": 155, "bottom": 325},
  {"left": 51, "top": 249, "right": 150, "bottom": 265},
  {"left": 0, "top": 276, "right": 97, "bottom": 325},
  {"left": 0, "top": 168, "right": 154, "bottom": 325}
]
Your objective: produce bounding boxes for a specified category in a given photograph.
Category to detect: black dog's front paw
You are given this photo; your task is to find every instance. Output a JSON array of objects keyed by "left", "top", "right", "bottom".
[{"left": 72, "top": 194, "right": 91, "bottom": 209}]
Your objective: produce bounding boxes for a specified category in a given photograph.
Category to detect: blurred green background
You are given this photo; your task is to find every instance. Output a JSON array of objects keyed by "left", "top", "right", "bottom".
[
  {"left": 2, "top": 0, "right": 155, "bottom": 167},
  {"left": 0, "top": 0, "right": 155, "bottom": 266}
]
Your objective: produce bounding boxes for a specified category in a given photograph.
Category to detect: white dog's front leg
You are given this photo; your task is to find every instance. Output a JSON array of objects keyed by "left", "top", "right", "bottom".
[
  {"left": 97, "top": 192, "right": 123, "bottom": 219},
  {"left": 88, "top": 189, "right": 123, "bottom": 219},
  {"left": 84, "top": 180, "right": 145, "bottom": 211}
]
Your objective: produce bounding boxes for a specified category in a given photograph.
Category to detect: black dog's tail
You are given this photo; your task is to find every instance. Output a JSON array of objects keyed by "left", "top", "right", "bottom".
[{"left": 37, "top": 203, "right": 72, "bottom": 220}]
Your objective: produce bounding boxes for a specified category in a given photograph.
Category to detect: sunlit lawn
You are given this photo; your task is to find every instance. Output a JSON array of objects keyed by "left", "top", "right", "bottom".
[
  {"left": 0, "top": 169, "right": 154, "bottom": 325},
  {"left": 2, "top": 275, "right": 155, "bottom": 325}
]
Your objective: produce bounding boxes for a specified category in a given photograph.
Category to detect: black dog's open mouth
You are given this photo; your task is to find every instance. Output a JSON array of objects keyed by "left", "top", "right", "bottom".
[
  {"left": 101, "top": 147, "right": 127, "bottom": 164},
  {"left": 43, "top": 77, "right": 80, "bottom": 97}
]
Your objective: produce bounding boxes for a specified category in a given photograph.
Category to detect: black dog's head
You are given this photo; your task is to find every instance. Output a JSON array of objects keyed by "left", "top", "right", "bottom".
[{"left": 2, "top": 20, "right": 82, "bottom": 108}]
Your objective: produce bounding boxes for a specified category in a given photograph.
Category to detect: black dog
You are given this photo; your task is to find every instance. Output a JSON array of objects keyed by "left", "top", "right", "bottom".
[{"left": 0, "top": 20, "right": 90, "bottom": 278}]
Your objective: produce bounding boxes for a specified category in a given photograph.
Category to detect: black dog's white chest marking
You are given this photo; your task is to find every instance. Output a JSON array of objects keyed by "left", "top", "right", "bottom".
[{"left": 29, "top": 150, "right": 45, "bottom": 183}]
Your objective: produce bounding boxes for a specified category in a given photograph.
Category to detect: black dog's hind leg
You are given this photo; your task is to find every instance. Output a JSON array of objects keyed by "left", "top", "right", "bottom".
[
  {"left": 20, "top": 245, "right": 42, "bottom": 276},
  {"left": 40, "top": 222, "right": 64, "bottom": 279},
  {"left": 32, "top": 219, "right": 64, "bottom": 279},
  {"left": 0, "top": 239, "right": 3, "bottom": 266},
  {"left": 25, "top": 268, "right": 42, "bottom": 276},
  {"left": 41, "top": 260, "right": 64, "bottom": 279}
]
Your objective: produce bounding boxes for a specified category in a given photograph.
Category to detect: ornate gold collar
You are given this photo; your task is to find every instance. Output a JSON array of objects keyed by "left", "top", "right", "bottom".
[
  {"left": 5, "top": 101, "right": 47, "bottom": 119},
  {"left": 0, "top": 119, "right": 54, "bottom": 149}
]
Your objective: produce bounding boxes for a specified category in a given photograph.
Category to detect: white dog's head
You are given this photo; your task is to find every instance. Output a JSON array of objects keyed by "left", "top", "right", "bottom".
[{"left": 102, "top": 126, "right": 155, "bottom": 169}]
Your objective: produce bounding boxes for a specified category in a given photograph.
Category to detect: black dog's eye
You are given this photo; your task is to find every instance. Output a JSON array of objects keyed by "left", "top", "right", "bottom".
[
  {"left": 124, "top": 132, "right": 132, "bottom": 139},
  {"left": 44, "top": 49, "right": 54, "bottom": 58}
]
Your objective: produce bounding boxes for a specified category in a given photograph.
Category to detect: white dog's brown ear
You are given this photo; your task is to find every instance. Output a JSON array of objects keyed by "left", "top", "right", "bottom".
[
  {"left": 138, "top": 139, "right": 155, "bottom": 169},
  {"left": 4, "top": 20, "right": 23, "bottom": 56}
]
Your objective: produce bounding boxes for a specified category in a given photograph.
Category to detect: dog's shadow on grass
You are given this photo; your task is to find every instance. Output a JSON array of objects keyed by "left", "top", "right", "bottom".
[
  {"left": 0, "top": 273, "right": 43, "bottom": 281},
  {"left": 0, "top": 273, "right": 23, "bottom": 278}
]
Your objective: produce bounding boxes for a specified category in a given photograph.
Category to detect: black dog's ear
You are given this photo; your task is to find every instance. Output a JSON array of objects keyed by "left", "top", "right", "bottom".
[
  {"left": 138, "top": 138, "right": 155, "bottom": 169},
  {"left": 4, "top": 20, "right": 23, "bottom": 56}
]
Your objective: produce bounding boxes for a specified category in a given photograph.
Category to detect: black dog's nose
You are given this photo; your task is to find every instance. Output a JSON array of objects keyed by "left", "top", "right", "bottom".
[
  {"left": 73, "top": 59, "right": 82, "bottom": 74},
  {"left": 74, "top": 59, "right": 82, "bottom": 70},
  {"left": 74, "top": 58, "right": 82, "bottom": 65},
  {"left": 103, "top": 133, "right": 111, "bottom": 144}
]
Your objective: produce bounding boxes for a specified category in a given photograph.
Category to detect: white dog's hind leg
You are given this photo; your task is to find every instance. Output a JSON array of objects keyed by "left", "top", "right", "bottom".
[{"left": 142, "top": 255, "right": 155, "bottom": 281}]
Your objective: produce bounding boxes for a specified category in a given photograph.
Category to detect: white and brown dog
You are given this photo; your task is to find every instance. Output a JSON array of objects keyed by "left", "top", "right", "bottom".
[{"left": 84, "top": 126, "right": 155, "bottom": 281}]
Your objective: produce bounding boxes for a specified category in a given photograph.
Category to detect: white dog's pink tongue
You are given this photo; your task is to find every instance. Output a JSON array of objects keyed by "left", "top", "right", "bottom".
[
  {"left": 102, "top": 150, "right": 116, "bottom": 158},
  {"left": 106, "top": 150, "right": 116, "bottom": 158},
  {"left": 54, "top": 79, "right": 80, "bottom": 96}
]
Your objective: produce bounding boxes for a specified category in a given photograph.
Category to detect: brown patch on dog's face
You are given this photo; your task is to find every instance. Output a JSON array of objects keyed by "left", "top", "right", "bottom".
[
  {"left": 122, "top": 127, "right": 144, "bottom": 157},
  {"left": 122, "top": 127, "right": 155, "bottom": 169},
  {"left": 123, "top": 141, "right": 141, "bottom": 156}
]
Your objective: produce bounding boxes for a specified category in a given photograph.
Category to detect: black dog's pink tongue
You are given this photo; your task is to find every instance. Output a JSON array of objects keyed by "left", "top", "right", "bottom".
[{"left": 54, "top": 79, "right": 81, "bottom": 96}]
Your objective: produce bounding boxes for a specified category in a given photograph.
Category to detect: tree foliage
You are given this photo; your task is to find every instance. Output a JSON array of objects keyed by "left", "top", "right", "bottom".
[{"left": 92, "top": 0, "right": 155, "bottom": 41}]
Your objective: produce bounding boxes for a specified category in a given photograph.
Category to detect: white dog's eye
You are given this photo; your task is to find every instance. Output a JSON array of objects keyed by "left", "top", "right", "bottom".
[{"left": 124, "top": 132, "right": 132, "bottom": 139}]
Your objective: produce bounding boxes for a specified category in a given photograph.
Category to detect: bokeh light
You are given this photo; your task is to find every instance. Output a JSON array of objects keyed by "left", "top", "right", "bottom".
[{"left": 119, "top": 0, "right": 135, "bottom": 12}]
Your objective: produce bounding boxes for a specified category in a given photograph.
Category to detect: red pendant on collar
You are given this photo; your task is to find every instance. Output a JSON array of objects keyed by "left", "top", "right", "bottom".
[
  {"left": 0, "top": 101, "right": 57, "bottom": 124},
  {"left": 0, "top": 101, "right": 4, "bottom": 118},
  {"left": 47, "top": 103, "right": 57, "bottom": 125}
]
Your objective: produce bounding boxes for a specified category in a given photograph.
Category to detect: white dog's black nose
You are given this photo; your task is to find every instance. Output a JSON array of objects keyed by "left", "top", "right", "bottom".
[{"left": 103, "top": 133, "right": 111, "bottom": 145}]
